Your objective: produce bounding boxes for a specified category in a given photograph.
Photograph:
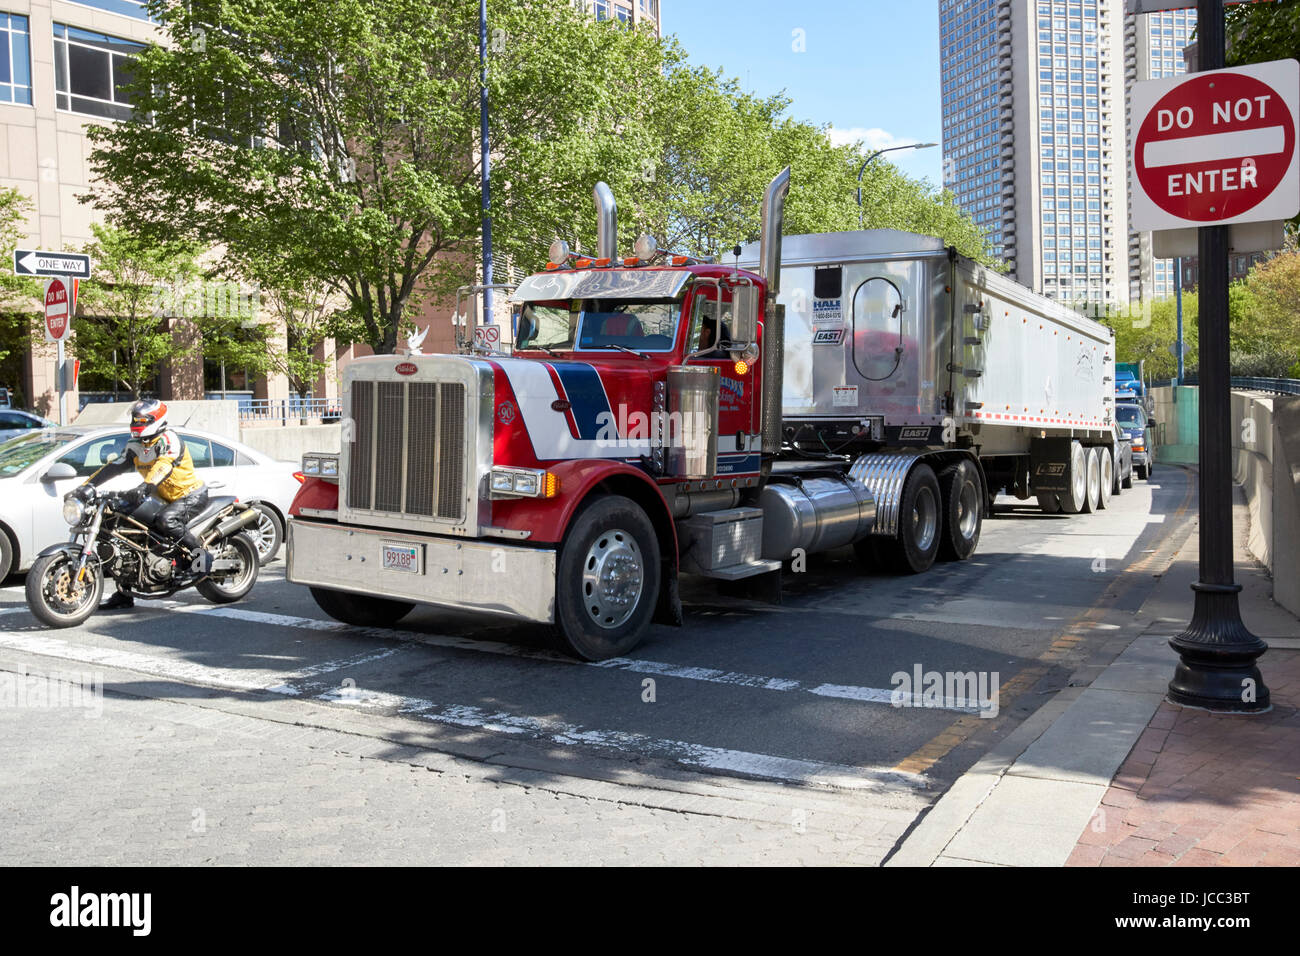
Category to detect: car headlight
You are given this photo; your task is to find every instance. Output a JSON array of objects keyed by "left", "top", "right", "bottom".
[{"left": 62, "top": 498, "right": 86, "bottom": 525}]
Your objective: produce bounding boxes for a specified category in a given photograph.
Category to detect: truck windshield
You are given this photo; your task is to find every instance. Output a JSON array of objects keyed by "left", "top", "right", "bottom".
[
  {"left": 516, "top": 299, "right": 681, "bottom": 353},
  {"left": 1115, "top": 405, "right": 1144, "bottom": 425}
]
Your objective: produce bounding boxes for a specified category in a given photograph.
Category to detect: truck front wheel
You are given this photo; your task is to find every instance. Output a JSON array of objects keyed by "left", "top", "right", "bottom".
[
  {"left": 309, "top": 587, "right": 414, "bottom": 628},
  {"left": 554, "top": 495, "right": 661, "bottom": 661}
]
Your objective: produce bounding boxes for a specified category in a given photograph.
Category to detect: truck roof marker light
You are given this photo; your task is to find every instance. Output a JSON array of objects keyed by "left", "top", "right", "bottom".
[
  {"left": 545, "top": 262, "right": 561, "bottom": 271},
  {"left": 623, "top": 257, "right": 639, "bottom": 267},
  {"left": 575, "top": 257, "right": 593, "bottom": 269},
  {"left": 671, "top": 255, "right": 690, "bottom": 266},
  {"left": 594, "top": 257, "right": 611, "bottom": 268}
]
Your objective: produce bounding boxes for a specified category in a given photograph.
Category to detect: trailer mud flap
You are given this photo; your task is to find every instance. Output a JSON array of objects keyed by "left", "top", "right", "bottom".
[{"left": 1030, "top": 437, "right": 1075, "bottom": 493}]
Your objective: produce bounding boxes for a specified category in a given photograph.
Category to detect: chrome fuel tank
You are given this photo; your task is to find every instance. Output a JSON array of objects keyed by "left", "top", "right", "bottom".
[{"left": 757, "top": 475, "right": 876, "bottom": 560}]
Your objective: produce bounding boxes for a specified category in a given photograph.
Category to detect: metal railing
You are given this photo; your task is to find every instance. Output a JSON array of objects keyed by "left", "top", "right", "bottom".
[
  {"left": 1153, "top": 376, "right": 1300, "bottom": 396},
  {"left": 239, "top": 397, "right": 343, "bottom": 425}
]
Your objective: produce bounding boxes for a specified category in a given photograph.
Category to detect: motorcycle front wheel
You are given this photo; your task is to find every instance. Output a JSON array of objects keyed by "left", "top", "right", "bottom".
[
  {"left": 195, "top": 533, "right": 258, "bottom": 604},
  {"left": 25, "top": 552, "right": 104, "bottom": 628}
]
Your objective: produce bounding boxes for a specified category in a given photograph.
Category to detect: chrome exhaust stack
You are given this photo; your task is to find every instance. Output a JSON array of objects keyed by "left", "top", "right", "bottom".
[
  {"left": 759, "top": 166, "right": 791, "bottom": 459},
  {"left": 594, "top": 182, "right": 618, "bottom": 260}
]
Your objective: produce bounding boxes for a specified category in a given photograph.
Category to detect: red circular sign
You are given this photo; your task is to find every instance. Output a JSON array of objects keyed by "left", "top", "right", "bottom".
[
  {"left": 45, "top": 278, "right": 69, "bottom": 340},
  {"left": 394, "top": 361, "right": 417, "bottom": 376},
  {"left": 1135, "top": 71, "right": 1296, "bottom": 223}
]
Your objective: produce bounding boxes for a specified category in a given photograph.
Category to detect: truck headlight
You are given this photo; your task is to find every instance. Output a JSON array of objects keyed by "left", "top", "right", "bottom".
[
  {"left": 489, "top": 466, "right": 558, "bottom": 499},
  {"left": 62, "top": 498, "right": 86, "bottom": 525},
  {"left": 302, "top": 454, "right": 339, "bottom": 479}
]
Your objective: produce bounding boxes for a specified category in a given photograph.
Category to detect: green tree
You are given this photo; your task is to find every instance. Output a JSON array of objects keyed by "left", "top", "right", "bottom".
[
  {"left": 1240, "top": 246, "right": 1300, "bottom": 376},
  {"left": 73, "top": 224, "right": 203, "bottom": 399},
  {"left": 0, "top": 188, "right": 42, "bottom": 404}
]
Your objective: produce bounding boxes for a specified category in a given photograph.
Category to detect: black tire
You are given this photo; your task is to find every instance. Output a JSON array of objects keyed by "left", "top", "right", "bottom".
[
  {"left": 246, "top": 503, "right": 283, "bottom": 565},
  {"left": 1121, "top": 467, "right": 1134, "bottom": 490},
  {"left": 25, "top": 552, "right": 104, "bottom": 628},
  {"left": 1037, "top": 491, "right": 1062, "bottom": 514},
  {"left": 875, "top": 463, "right": 942, "bottom": 574},
  {"left": 0, "top": 527, "right": 13, "bottom": 582},
  {"left": 938, "top": 459, "right": 982, "bottom": 561},
  {"left": 1145, "top": 461, "right": 1154, "bottom": 480},
  {"left": 195, "top": 533, "right": 259, "bottom": 604},
  {"left": 309, "top": 586, "right": 414, "bottom": 627},
  {"left": 554, "top": 494, "right": 661, "bottom": 661}
]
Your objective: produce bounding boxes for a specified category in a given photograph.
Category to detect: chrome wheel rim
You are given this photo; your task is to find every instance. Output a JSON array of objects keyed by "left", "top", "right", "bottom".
[
  {"left": 956, "top": 477, "right": 980, "bottom": 541},
  {"left": 911, "top": 487, "right": 938, "bottom": 552},
  {"left": 246, "top": 509, "right": 276, "bottom": 560},
  {"left": 581, "top": 529, "right": 644, "bottom": 629}
]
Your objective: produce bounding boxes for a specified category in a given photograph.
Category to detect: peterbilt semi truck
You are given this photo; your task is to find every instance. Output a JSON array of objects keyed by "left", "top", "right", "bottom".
[{"left": 286, "top": 169, "right": 1123, "bottom": 660}]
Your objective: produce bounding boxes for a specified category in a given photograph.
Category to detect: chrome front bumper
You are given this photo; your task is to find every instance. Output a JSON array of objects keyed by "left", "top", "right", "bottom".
[{"left": 287, "top": 519, "right": 556, "bottom": 624}]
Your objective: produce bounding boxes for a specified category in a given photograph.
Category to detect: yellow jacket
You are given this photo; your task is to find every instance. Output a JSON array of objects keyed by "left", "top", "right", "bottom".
[{"left": 90, "top": 429, "right": 204, "bottom": 502}]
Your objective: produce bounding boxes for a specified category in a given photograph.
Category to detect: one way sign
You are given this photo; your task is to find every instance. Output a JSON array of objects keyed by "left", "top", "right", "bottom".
[{"left": 13, "top": 249, "right": 91, "bottom": 279}]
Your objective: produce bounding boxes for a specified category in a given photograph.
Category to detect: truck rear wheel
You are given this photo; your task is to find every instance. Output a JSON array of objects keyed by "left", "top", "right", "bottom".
[
  {"left": 938, "top": 459, "right": 982, "bottom": 561},
  {"left": 1098, "top": 447, "right": 1114, "bottom": 509},
  {"left": 554, "top": 494, "right": 661, "bottom": 661},
  {"left": 876, "top": 463, "right": 941, "bottom": 574},
  {"left": 1037, "top": 491, "right": 1061, "bottom": 514},
  {"left": 1060, "top": 441, "right": 1089, "bottom": 514},
  {"left": 309, "top": 587, "right": 414, "bottom": 628},
  {"left": 1082, "top": 446, "right": 1101, "bottom": 514}
]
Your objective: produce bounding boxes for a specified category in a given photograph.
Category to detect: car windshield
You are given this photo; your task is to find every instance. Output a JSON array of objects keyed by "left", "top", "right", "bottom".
[
  {"left": 1116, "top": 406, "right": 1144, "bottom": 425},
  {"left": 516, "top": 298, "right": 681, "bottom": 353},
  {"left": 0, "top": 431, "right": 79, "bottom": 477}
]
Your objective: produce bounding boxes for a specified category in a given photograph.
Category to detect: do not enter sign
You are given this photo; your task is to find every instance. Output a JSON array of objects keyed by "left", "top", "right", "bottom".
[
  {"left": 44, "top": 277, "right": 70, "bottom": 342},
  {"left": 1131, "top": 58, "right": 1299, "bottom": 231}
]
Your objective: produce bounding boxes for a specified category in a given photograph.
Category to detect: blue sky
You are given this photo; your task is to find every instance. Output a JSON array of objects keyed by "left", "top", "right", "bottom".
[{"left": 663, "top": 0, "right": 945, "bottom": 187}]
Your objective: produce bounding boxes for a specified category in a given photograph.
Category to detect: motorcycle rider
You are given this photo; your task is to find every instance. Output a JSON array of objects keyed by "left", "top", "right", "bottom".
[{"left": 80, "top": 399, "right": 211, "bottom": 610}]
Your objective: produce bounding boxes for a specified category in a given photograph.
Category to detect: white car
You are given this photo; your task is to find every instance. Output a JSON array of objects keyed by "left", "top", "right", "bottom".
[{"left": 0, "top": 425, "right": 302, "bottom": 580}]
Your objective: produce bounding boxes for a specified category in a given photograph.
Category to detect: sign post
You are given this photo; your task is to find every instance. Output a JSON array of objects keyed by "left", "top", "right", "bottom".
[
  {"left": 1130, "top": 1, "right": 1288, "bottom": 713},
  {"left": 44, "top": 276, "right": 72, "bottom": 425}
]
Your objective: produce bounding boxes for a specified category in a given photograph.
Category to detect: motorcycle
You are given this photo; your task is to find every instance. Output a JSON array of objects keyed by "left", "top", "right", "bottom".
[{"left": 25, "top": 483, "right": 262, "bottom": 628}]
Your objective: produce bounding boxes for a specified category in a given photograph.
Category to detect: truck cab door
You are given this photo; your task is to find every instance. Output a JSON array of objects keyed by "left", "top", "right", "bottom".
[{"left": 684, "top": 284, "right": 758, "bottom": 474}]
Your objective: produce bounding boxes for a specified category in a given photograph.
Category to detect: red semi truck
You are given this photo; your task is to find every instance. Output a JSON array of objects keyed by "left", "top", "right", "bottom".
[{"left": 286, "top": 169, "right": 1123, "bottom": 660}]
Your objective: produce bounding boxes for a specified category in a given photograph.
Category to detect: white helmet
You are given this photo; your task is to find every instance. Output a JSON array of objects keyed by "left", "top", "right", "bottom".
[{"left": 129, "top": 398, "right": 169, "bottom": 440}]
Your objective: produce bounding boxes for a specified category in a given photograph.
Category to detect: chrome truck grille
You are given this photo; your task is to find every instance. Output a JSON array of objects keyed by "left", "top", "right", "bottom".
[
  {"left": 339, "top": 356, "right": 494, "bottom": 536},
  {"left": 347, "top": 380, "right": 466, "bottom": 520}
]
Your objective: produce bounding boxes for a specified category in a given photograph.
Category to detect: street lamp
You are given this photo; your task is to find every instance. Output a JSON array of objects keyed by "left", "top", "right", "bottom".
[{"left": 857, "top": 142, "right": 938, "bottom": 227}]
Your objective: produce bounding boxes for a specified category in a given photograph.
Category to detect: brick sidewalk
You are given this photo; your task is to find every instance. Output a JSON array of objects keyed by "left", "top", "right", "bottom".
[{"left": 1066, "top": 646, "right": 1300, "bottom": 867}]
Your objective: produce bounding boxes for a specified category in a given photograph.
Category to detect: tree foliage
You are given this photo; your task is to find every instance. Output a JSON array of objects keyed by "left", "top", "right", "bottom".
[
  {"left": 86, "top": 0, "right": 988, "bottom": 357},
  {"left": 73, "top": 224, "right": 203, "bottom": 399},
  {"left": 0, "top": 188, "right": 42, "bottom": 401}
]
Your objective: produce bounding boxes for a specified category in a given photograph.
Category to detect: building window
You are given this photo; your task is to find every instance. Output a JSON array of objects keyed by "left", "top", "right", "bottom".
[
  {"left": 65, "top": 0, "right": 152, "bottom": 22},
  {"left": 0, "top": 13, "right": 31, "bottom": 105},
  {"left": 54, "top": 24, "right": 144, "bottom": 121}
]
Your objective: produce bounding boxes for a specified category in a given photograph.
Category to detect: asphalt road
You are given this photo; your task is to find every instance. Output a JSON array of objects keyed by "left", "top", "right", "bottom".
[{"left": 0, "top": 464, "right": 1197, "bottom": 862}]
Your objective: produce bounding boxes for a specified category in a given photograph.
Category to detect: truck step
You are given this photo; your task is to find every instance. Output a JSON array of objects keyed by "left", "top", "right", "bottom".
[{"left": 692, "top": 558, "right": 783, "bottom": 581}]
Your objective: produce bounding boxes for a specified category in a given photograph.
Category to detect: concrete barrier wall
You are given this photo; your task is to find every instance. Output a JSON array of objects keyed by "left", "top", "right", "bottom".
[
  {"left": 73, "top": 400, "right": 241, "bottom": 439},
  {"left": 1151, "top": 386, "right": 1300, "bottom": 618},
  {"left": 238, "top": 424, "right": 341, "bottom": 463}
]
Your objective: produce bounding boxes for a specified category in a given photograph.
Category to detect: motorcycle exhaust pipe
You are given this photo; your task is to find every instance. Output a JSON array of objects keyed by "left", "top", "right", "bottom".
[{"left": 213, "top": 507, "right": 260, "bottom": 539}]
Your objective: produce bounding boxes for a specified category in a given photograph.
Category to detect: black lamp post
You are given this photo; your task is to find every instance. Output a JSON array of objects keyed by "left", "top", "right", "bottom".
[
  {"left": 856, "top": 142, "right": 938, "bottom": 227},
  {"left": 1166, "top": 0, "right": 1270, "bottom": 712}
]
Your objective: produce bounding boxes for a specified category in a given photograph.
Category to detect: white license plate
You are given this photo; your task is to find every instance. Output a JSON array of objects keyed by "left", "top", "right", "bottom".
[{"left": 382, "top": 544, "right": 420, "bottom": 573}]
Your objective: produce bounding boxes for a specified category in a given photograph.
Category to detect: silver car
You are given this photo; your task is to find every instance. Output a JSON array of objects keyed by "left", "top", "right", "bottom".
[
  {"left": 0, "top": 425, "right": 302, "bottom": 580},
  {"left": 0, "top": 409, "right": 54, "bottom": 444}
]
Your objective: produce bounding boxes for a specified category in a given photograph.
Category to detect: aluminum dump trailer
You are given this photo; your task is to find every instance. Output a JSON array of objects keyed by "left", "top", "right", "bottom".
[{"left": 739, "top": 230, "right": 1125, "bottom": 572}]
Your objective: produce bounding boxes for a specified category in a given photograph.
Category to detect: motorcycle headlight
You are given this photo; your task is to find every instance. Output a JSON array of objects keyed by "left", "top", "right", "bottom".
[{"left": 62, "top": 498, "right": 86, "bottom": 525}]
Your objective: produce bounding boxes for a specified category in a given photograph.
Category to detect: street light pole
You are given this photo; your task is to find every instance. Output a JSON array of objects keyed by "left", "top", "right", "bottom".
[
  {"left": 1166, "top": 0, "right": 1269, "bottom": 713},
  {"left": 857, "top": 142, "right": 938, "bottom": 227},
  {"left": 479, "top": 0, "right": 493, "bottom": 325}
]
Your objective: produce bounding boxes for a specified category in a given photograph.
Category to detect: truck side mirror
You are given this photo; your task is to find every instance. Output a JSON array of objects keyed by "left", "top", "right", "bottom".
[{"left": 730, "top": 285, "right": 759, "bottom": 347}]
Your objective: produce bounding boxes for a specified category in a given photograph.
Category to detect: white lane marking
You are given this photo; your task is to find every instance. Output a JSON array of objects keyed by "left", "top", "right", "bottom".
[
  {"left": 0, "top": 629, "right": 400, "bottom": 694},
  {"left": 0, "top": 607, "right": 27, "bottom": 617},
  {"left": 808, "top": 683, "right": 985, "bottom": 714},
  {"left": 303, "top": 690, "right": 921, "bottom": 791},
  {"left": 173, "top": 604, "right": 974, "bottom": 712}
]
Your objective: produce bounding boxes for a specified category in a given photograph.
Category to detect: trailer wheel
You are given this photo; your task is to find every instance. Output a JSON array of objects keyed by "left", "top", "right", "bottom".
[
  {"left": 1059, "top": 441, "right": 1089, "bottom": 514},
  {"left": 553, "top": 494, "right": 660, "bottom": 661},
  {"left": 1098, "top": 447, "right": 1114, "bottom": 509},
  {"left": 876, "top": 463, "right": 941, "bottom": 574},
  {"left": 1081, "top": 447, "right": 1101, "bottom": 514},
  {"left": 1037, "top": 492, "right": 1062, "bottom": 514},
  {"left": 938, "top": 459, "right": 982, "bottom": 561}
]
